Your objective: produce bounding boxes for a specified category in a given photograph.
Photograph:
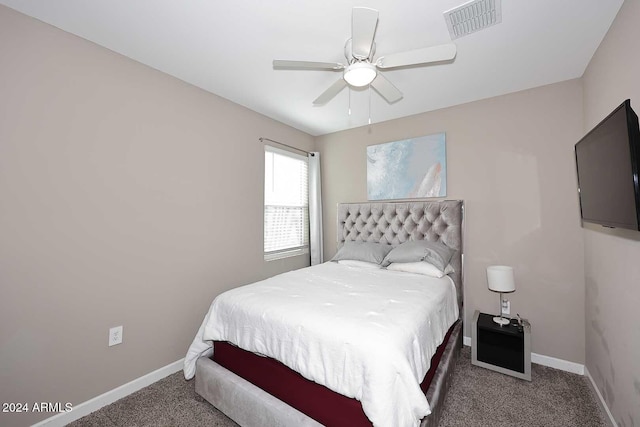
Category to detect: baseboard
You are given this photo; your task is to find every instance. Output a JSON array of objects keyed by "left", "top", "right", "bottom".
[
  {"left": 31, "top": 358, "right": 184, "bottom": 427},
  {"left": 463, "top": 336, "right": 584, "bottom": 375},
  {"left": 530, "top": 352, "right": 584, "bottom": 375},
  {"left": 584, "top": 366, "right": 618, "bottom": 427}
]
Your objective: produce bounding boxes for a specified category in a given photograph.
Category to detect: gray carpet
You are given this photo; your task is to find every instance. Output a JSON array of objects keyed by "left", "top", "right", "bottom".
[{"left": 68, "top": 347, "right": 608, "bottom": 427}]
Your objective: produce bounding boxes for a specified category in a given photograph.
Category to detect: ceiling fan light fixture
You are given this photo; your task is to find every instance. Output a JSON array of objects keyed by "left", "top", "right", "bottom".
[{"left": 343, "top": 62, "right": 377, "bottom": 87}]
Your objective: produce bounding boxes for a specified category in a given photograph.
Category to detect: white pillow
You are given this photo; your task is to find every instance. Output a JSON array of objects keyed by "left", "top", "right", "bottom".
[
  {"left": 387, "top": 262, "right": 454, "bottom": 278},
  {"left": 337, "top": 260, "right": 383, "bottom": 269}
]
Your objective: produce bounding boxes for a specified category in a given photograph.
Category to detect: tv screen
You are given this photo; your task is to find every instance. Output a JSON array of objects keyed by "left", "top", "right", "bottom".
[{"left": 575, "top": 99, "right": 640, "bottom": 231}]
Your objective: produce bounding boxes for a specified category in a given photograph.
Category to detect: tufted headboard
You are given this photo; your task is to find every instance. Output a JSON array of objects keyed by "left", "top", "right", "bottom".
[{"left": 337, "top": 200, "right": 464, "bottom": 312}]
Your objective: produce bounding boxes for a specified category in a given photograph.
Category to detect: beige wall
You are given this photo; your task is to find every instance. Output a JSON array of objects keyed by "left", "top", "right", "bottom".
[
  {"left": 317, "top": 79, "right": 586, "bottom": 364},
  {"left": 582, "top": 1, "right": 640, "bottom": 426},
  {"left": 0, "top": 6, "right": 312, "bottom": 427}
]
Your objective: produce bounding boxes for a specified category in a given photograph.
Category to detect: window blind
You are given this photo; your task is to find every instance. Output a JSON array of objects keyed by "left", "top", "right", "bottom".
[{"left": 264, "top": 146, "right": 309, "bottom": 260}]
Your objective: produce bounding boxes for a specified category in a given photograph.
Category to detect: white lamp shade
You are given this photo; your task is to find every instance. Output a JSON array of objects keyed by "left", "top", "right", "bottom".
[{"left": 486, "top": 265, "right": 515, "bottom": 292}]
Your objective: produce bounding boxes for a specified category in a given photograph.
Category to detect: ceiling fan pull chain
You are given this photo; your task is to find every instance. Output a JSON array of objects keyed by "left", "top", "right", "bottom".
[
  {"left": 368, "top": 84, "right": 372, "bottom": 125},
  {"left": 348, "top": 88, "right": 352, "bottom": 116}
]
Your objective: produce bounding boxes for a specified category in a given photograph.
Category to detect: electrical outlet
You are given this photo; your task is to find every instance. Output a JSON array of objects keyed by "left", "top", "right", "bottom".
[
  {"left": 501, "top": 300, "right": 511, "bottom": 316},
  {"left": 109, "top": 326, "right": 123, "bottom": 347}
]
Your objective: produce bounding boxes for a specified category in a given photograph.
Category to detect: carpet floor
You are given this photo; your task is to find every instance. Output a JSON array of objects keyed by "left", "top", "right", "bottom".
[{"left": 68, "top": 347, "right": 608, "bottom": 427}]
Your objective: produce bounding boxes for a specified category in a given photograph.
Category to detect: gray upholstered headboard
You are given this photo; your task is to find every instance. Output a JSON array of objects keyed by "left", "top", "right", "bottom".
[{"left": 337, "top": 200, "right": 464, "bottom": 312}]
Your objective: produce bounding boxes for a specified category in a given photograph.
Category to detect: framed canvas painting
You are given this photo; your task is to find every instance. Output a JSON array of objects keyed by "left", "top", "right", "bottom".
[{"left": 367, "top": 133, "right": 446, "bottom": 200}]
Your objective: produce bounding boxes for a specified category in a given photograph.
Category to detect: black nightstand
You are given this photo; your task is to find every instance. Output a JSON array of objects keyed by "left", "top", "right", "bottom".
[{"left": 471, "top": 310, "right": 531, "bottom": 381}]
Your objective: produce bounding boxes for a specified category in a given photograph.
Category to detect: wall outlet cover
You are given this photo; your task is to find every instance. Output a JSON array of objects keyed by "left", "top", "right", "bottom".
[
  {"left": 501, "top": 300, "right": 511, "bottom": 316},
  {"left": 109, "top": 326, "right": 123, "bottom": 347}
]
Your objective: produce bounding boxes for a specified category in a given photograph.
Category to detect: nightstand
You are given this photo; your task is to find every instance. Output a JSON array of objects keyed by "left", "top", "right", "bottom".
[{"left": 471, "top": 310, "right": 531, "bottom": 381}]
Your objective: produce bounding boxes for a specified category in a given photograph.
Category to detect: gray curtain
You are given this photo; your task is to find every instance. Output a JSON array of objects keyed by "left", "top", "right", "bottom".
[{"left": 308, "top": 152, "right": 323, "bottom": 265}]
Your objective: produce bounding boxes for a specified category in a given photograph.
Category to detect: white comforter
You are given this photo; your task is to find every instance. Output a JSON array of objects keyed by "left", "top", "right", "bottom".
[{"left": 184, "top": 262, "right": 458, "bottom": 427}]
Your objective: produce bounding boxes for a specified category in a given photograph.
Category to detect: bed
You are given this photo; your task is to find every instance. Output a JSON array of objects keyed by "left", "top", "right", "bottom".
[{"left": 184, "top": 200, "right": 464, "bottom": 427}]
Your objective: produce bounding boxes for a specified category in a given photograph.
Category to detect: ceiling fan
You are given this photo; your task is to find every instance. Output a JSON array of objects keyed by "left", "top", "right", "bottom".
[{"left": 273, "top": 7, "right": 457, "bottom": 106}]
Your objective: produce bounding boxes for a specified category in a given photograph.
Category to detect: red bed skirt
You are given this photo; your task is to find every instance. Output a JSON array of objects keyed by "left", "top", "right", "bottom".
[{"left": 212, "top": 323, "right": 455, "bottom": 427}]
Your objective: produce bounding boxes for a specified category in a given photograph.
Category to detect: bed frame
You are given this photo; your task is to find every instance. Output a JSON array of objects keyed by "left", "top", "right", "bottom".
[{"left": 195, "top": 200, "right": 464, "bottom": 427}]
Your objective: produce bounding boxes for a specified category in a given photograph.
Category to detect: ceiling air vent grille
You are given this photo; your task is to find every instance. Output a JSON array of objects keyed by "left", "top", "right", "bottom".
[{"left": 444, "top": 0, "right": 502, "bottom": 40}]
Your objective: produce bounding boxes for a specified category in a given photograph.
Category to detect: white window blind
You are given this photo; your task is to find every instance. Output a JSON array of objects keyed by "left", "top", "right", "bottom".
[{"left": 264, "top": 145, "right": 309, "bottom": 260}]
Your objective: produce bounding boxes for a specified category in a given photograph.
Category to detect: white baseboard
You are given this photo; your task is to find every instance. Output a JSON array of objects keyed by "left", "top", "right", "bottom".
[
  {"left": 584, "top": 367, "right": 618, "bottom": 427},
  {"left": 530, "top": 352, "right": 584, "bottom": 375},
  {"left": 31, "top": 358, "right": 184, "bottom": 427},
  {"left": 463, "top": 336, "right": 584, "bottom": 375}
]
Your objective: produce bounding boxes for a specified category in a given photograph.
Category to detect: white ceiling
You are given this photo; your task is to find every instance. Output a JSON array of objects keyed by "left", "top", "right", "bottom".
[{"left": 0, "top": 0, "right": 624, "bottom": 136}]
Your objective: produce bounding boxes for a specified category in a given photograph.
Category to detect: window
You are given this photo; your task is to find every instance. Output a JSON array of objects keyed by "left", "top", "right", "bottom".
[{"left": 264, "top": 146, "right": 309, "bottom": 260}]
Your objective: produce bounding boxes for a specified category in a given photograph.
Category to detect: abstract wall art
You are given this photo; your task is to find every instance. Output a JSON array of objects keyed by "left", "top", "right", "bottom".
[{"left": 367, "top": 133, "right": 446, "bottom": 200}]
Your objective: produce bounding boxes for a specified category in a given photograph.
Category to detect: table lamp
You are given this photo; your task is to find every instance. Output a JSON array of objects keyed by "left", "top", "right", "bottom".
[{"left": 486, "top": 265, "right": 515, "bottom": 326}]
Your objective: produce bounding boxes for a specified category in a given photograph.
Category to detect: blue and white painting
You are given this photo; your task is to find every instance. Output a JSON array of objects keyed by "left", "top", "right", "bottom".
[{"left": 367, "top": 133, "right": 446, "bottom": 200}]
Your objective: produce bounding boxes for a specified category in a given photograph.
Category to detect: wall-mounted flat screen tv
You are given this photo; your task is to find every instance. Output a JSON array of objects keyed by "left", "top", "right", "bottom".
[{"left": 575, "top": 99, "right": 640, "bottom": 231}]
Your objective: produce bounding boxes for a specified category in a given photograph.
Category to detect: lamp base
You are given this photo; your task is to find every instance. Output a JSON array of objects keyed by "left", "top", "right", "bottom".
[{"left": 493, "top": 316, "right": 510, "bottom": 326}]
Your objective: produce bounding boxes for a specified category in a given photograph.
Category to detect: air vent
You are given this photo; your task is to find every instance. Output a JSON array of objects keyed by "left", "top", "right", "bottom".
[{"left": 444, "top": 0, "right": 502, "bottom": 40}]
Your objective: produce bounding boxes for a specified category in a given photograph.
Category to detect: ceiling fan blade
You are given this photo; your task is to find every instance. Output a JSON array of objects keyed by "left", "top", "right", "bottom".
[
  {"left": 313, "top": 79, "right": 348, "bottom": 105},
  {"left": 352, "top": 7, "right": 379, "bottom": 60},
  {"left": 376, "top": 43, "right": 457, "bottom": 69},
  {"left": 371, "top": 73, "right": 403, "bottom": 104},
  {"left": 273, "top": 60, "right": 345, "bottom": 70}
]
